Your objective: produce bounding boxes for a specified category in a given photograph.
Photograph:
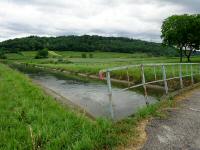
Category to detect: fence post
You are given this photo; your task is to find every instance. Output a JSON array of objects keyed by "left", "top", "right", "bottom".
[
  {"left": 106, "top": 71, "right": 114, "bottom": 120},
  {"left": 191, "top": 64, "right": 194, "bottom": 85},
  {"left": 179, "top": 64, "right": 183, "bottom": 88},
  {"left": 154, "top": 65, "right": 157, "bottom": 81},
  {"left": 162, "top": 65, "right": 168, "bottom": 95},
  {"left": 141, "top": 65, "right": 149, "bottom": 105}
]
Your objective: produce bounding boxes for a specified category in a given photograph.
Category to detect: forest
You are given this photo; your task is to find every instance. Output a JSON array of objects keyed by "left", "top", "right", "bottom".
[{"left": 0, "top": 35, "right": 178, "bottom": 56}]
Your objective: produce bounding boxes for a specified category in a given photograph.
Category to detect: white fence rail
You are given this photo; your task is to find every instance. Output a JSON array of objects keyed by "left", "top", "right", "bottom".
[{"left": 99, "top": 63, "right": 200, "bottom": 119}]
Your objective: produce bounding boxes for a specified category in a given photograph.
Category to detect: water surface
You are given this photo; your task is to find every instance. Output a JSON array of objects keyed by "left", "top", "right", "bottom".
[{"left": 29, "top": 73, "right": 157, "bottom": 121}]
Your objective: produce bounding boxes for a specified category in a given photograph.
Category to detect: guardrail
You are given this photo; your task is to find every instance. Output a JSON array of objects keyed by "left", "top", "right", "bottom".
[{"left": 99, "top": 63, "right": 200, "bottom": 119}]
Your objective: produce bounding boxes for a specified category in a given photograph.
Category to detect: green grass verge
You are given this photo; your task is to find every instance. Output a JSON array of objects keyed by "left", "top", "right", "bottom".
[
  {"left": 0, "top": 63, "right": 117, "bottom": 149},
  {"left": 0, "top": 63, "right": 178, "bottom": 150}
]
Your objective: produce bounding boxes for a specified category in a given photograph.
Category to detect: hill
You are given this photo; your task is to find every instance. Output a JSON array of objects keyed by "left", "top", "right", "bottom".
[{"left": 0, "top": 35, "right": 178, "bottom": 56}]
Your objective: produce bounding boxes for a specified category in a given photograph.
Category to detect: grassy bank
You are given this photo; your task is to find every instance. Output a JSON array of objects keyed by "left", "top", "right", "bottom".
[
  {"left": 0, "top": 63, "right": 116, "bottom": 149},
  {"left": 0, "top": 63, "right": 177, "bottom": 149}
]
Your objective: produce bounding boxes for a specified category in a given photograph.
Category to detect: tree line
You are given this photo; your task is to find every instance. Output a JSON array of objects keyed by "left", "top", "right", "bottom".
[
  {"left": 161, "top": 14, "right": 200, "bottom": 62},
  {"left": 0, "top": 35, "right": 178, "bottom": 57}
]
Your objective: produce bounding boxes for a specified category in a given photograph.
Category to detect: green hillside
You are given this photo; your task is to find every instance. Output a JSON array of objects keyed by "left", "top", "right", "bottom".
[{"left": 0, "top": 35, "right": 178, "bottom": 56}]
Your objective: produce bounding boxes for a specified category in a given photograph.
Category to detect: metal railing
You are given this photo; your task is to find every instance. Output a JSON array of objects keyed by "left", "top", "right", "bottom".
[{"left": 99, "top": 63, "right": 200, "bottom": 119}]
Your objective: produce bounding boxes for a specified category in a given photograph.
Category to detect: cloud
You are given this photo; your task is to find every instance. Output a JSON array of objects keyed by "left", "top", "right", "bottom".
[{"left": 0, "top": 0, "right": 199, "bottom": 42}]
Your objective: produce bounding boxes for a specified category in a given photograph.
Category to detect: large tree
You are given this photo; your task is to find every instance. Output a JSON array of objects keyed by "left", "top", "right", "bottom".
[
  {"left": 184, "top": 14, "right": 200, "bottom": 62},
  {"left": 161, "top": 14, "right": 192, "bottom": 62},
  {"left": 162, "top": 14, "right": 200, "bottom": 62}
]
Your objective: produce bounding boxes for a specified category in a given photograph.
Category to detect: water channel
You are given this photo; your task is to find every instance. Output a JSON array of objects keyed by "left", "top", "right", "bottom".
[{"left": 13, "top": 64, "right": 158, "bottom": 121}]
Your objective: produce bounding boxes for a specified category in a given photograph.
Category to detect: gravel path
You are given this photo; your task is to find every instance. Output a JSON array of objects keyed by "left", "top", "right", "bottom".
[{"left": 142, "top": 89, "right": 200, "bottom": 150}]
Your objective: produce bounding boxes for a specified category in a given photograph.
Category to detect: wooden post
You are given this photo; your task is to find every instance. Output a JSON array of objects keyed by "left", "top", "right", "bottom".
[
  {"left": 141, "top": 65, "right": 149, "bottom": 105},
  {"left": 162, "top": 65, "right": 168, "bottom": 95},
  {"left": 191, "top": 64, "right": 194, "bottom": 85},
  {"left": 106, "top": 71, "right": 114, "bottom": 120},
  {"left": 179, "top": 64, "right": 183, "bottom": 88}
]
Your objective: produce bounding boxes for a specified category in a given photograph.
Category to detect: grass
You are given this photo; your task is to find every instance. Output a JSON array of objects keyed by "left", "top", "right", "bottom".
[
  {"left": 4, "top": 51, "right": 200, "bottom": 86},
  {"left": 0, "top": 63, "right": 116, "bottom": 149},
  {"left": 0, "top": 63, "right": 178, "bottom": 149}
]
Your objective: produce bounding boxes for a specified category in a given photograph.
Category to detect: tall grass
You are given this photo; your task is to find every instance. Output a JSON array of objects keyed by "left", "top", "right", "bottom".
[{"left": 0, "top": 64, "right": 118, "bottom": 149}]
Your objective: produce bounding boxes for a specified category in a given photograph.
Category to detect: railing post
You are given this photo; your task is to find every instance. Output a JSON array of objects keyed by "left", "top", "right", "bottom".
[
  {"left": 162, "top": 65, "right": 168, "bottom": 95},
  {"left": 153, "top": 65, "right": 157, "bottom": 81},
  {"left": 179, "top": 64, "right": 183, "bottom": 88},
  {"left": 106, "top": 71, "right": 114, "bottom": 120},
  {"left": 191, "top": 64, "right": 194, "bottom": 85},
  {"left": 141, "top": 65, "right": 149, "bottom": 105}
]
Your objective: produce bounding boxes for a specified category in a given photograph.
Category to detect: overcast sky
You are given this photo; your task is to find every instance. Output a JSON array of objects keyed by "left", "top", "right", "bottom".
[{"left": 0, "top": 0, "right": 199, "bottom": 42}]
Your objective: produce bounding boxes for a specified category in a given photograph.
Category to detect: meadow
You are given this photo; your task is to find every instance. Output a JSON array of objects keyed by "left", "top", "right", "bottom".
[{"left": 5, "top": 51, "right": 200, "bottom": 85}]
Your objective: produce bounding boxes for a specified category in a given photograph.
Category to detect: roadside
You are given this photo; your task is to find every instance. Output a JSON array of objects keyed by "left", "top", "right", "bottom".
[{"left": 142, "top": 88, "right": 200, "bottom": 149}]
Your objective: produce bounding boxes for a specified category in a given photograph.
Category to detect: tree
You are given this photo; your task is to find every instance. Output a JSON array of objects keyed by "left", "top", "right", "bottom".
[
  {"left": 0, "top": 49, "right": 7, "bottom": 59},
  {"left": 183, "top": 15, "right": 200, "bottom": 62},
  {"left": 161, "top": 14, "right": 200, "bottom": 62},
  {"left": 81, "top": 53, "right": 87, "bottom": 58},
  {"left": 35, "top": 48, "right": 48, "bottom": 59},
  {"left": 161, "top": 14, "right": 191, "bottom": 62}
]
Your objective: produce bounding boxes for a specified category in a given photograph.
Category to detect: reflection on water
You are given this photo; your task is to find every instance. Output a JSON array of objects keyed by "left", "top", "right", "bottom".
[{"left": 29, "top": 73, "right": 157, "bottom": 121}]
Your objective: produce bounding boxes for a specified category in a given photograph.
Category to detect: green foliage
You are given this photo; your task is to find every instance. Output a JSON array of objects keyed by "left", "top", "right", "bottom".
[
  {"left": 35, "top": 48, "right": 49, "bottom": 59},
  {"left": 0, "top": 35, "right": 178, "bottom": 57},
  {"left": 81, "top": 53, "right": 87, "bottom": 58},
  {"left": 89, "top": 53, "right": 93, "bottom": 58},
  {"left": 0, "top": 51, "right": 7, "bottom": 59},
  {"left": 161, "top": 14, "right": 200, "bottom": 62}
]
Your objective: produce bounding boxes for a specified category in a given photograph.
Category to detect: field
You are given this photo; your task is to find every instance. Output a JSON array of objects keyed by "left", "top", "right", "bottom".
[
  {"left": 5, "top": 51, "right": 200, "bottom": 84},
  {"left": 0, "top": 63, "right": 175, "bottom": 149}
]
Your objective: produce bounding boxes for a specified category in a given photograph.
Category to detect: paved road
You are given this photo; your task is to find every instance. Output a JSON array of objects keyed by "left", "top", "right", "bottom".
[{"left": 142, "top": 89, "right": 200, "bottom": 150}]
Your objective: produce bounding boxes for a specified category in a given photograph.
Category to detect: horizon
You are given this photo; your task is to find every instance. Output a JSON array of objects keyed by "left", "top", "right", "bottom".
[{"left": 0, "top": 0, "right": 199, "bottom": 42}]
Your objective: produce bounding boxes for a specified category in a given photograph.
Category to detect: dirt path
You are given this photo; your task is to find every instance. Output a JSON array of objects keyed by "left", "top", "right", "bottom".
[{"left": 142, "top": 88, "right": 200, "bottom": 150}]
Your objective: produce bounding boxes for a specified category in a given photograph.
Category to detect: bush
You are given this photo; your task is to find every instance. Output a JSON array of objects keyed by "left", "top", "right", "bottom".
[
  {"left": 0, "top": 51, "right": 7, "bottom": 59},
  {"left": 81, "top": 53, "right": 87, "bottom": 58},
  {"left": 35, "top": 48, "right": 48, "bottom": 59},
  {"left": 89, "top": 53, "right": 93, "bottom": 58}
]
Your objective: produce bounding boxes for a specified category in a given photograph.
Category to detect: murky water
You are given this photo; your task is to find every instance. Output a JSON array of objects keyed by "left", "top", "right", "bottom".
[{"left": 28, "top": 73, "right": 157, "bottom": 121}]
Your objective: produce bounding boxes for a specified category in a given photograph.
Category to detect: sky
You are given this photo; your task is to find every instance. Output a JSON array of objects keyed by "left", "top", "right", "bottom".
[{"left": 0, "top": 0, "right": 199, "bottom": 42}]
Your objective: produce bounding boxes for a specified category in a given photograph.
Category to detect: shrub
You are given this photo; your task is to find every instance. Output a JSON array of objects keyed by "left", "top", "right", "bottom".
[
  {"left": 0, "top": 50, "right": 7, "bottom": 59},
  {"left": 81, "top": 53, "right": 87, "bottom": 58},
  {"left": 35, "top": 48, "right": 48, "bottom": 59},
  {"left": 89, "top": 53, "right": 93, "bottom": 58}
]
